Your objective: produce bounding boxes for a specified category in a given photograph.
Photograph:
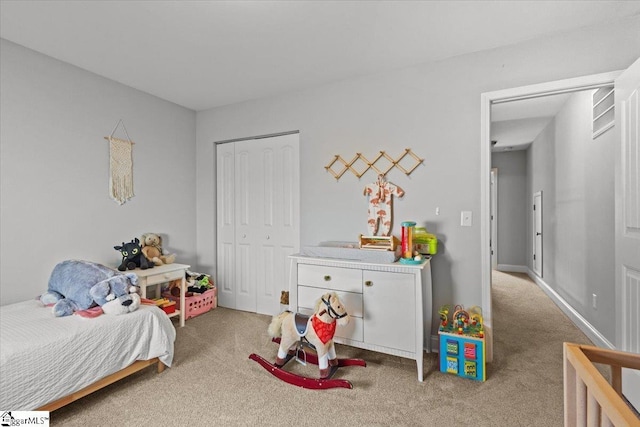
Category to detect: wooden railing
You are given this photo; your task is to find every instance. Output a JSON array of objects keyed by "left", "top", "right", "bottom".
[{"left": 564, "top": 343, "right": 640, "bottom": 426}]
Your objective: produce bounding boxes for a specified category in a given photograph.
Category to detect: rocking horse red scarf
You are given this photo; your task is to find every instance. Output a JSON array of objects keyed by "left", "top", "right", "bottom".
[{"left": 311, "top": 315, "right": 336, "bottom": 344}]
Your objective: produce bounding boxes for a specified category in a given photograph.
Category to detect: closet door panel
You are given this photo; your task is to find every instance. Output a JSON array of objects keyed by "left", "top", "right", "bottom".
[
  {"left": 216, "top": 143, "right": 236, "bottom": 309},
  {"left": 256, "top": 143, "right": 276, "bottom": 314},
  {"left": 234, "top": 141, "right": 258, "bottom": 312},
  {"left": 256, "top": 135, "right": 300, "bottom": 315}
]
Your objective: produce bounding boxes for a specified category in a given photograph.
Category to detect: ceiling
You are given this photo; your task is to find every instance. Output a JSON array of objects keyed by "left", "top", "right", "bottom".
[
  {"left": 490, "top": 93, "right": 572, "bottom": 152},
  {"left": 1, "top": 1, "right": 638, "bottom": 113}
]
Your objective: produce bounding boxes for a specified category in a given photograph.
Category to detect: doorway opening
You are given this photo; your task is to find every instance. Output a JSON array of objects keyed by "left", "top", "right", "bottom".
[{"left": 480, "top": 70, "right": 621, "bottom": 361}]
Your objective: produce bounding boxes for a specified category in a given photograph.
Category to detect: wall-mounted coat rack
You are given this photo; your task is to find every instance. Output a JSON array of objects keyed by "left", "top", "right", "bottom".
[{"left": 325, "top": 148, "right": 424, "bottom": 180}]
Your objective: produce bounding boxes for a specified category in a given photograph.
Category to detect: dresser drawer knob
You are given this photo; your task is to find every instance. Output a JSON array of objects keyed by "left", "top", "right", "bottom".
[
  {"left": 365, "top": 280, "right": 373, "bottom": 287},
  {"left": 324, "top": 275, "right": 331, "bottom": 281}
]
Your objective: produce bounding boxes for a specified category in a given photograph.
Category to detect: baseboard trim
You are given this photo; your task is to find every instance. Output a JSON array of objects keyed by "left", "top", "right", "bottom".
[
  {"left": 526, "top": 268, "right": 615, "bottom": 350},
  {"left": 430, "top": 335, "right": 439, "bottom": 353},
  {"left": 497, "top": 264, "right": 528, "bottom": 273},
  {"left": 433, "top": 270, "right": 616, "bottom": 353}
]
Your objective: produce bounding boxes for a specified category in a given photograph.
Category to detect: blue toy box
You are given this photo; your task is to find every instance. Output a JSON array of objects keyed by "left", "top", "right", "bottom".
[
  {"left": 437, "top": 304, "right": 486, "bottom": 381},
  {"left": 438, "top": 331, "right": 485, "bottom": 381}
]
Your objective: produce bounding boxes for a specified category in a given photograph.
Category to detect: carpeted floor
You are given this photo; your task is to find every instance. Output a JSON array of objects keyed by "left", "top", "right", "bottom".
[{"left": 49, "top": 271, "right": 598, "bottom": 426}]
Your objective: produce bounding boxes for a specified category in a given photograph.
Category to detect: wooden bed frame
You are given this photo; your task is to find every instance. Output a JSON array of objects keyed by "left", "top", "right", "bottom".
[
  {"left": 36, "top": 358, "right": 166, "bottom": 412},
  {"left": 563, "top": 342, "right": 640, "bottom": 426}
]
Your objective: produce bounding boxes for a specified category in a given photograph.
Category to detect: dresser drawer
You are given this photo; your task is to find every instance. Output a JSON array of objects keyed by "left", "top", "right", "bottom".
[
  {"left": 298, "top": 307, "right": 364, "bottom": 342},
  {"left": 298, "top": 286, "right": 363, "bottom": 318},
  {"left": 335, "top": 316, "right": 363, "bottom": 342},
  {"left": 297, "top": 264, "right": 362, "bottom": 293},
  {"left": 143, "top": 269, "right": 184, "bottom": 286}
]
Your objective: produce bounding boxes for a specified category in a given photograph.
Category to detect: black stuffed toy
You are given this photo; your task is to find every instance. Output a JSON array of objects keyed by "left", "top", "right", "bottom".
[{"left": 114, "top": 238, "right": 154, "bottom": 271}]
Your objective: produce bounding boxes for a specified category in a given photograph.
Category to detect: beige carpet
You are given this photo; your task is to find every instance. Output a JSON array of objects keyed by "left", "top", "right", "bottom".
[{"left": 50, "top": 271, "right": 597, "bottom": 426}]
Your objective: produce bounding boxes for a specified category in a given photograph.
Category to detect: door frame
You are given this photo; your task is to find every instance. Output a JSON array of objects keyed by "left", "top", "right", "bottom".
[{"left": 480, "top": 70, "right": 621, "bottom": 358}]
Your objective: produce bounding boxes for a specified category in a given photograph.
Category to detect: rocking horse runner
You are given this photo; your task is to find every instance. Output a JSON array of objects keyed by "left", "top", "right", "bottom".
[{"left": 249, "top": 292, "right": 366, "bottom": 389}]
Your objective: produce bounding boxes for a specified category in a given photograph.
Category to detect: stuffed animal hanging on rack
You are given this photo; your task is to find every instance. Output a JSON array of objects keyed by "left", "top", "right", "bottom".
[{"left": 363, "top": 175, "right": 404, "bottom": 236}]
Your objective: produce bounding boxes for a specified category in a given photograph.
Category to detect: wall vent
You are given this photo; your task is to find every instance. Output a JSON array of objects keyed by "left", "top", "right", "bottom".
[{"left": 592, "top": 85, "right": 614, "bottom": 139}]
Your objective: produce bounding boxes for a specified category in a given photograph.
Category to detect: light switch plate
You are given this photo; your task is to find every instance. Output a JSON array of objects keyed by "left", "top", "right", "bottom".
[{"left": 461, "top": 211, "right": 472, "bottom": 227}]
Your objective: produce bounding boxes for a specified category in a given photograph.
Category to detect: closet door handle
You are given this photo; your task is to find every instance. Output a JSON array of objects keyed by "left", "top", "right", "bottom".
[
  {"left": 242, "top": 234, "right": 247, "bottom": 238},
  {"left": 324, "top": 275, "right": 331, "bottom": 281},
  {"left": 266, "top": 235, "right": 270, "bottom": 240},
  {"left": 365, "top": 280, "right": 373, "bottom": 287}
]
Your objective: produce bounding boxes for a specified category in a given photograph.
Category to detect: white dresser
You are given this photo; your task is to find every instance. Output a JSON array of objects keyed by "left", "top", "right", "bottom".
[{"left": 289, "top": 255, "right": 433, "bottom": 381}]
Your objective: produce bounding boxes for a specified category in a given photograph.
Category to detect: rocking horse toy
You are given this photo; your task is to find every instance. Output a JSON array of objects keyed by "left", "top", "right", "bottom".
[{"left": 249, "top": 292, "right": 366, "bottom": 389}]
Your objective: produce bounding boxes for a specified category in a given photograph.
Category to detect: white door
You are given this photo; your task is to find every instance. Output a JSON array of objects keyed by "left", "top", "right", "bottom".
[
  {"left": 490, "top": 168, "right": 498, "bottom": 270},
  {"left": 216, "top": 142, "right": 236, "bottom": 309},
  {"left": 615, "top": 57, "right": 640, "bottom": 412},
  {"left": 533, "top": 191, "right": 543, "bottom": 277},
  {"left": 216, "top": 133, "right": 300, "bottom": 315},
  {"left": 234, "top": 139, "right": 258, "bottom": 312}
]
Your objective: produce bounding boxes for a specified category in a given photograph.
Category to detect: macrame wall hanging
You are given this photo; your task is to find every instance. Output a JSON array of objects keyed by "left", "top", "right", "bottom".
[{"left": 103, "top": 120, "right": 135, "bottom": 205}]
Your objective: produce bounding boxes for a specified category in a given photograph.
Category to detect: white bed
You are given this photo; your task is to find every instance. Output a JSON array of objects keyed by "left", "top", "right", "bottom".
[{"left": 0, "top": 299, "right": 175, "bottom": 410}]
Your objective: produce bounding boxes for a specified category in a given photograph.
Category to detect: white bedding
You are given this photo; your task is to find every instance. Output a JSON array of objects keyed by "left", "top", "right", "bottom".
[{"left": 0, "top": 299, "right": 176, "bottom": 410}]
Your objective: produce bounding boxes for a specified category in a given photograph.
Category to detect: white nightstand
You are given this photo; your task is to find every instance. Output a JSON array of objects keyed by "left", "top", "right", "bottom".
[{"left": 132, "top": 263, "right": 190, "bottom": 327}]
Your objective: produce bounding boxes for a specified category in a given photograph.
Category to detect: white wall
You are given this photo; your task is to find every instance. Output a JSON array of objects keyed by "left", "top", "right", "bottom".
[
  {"left": 528, "top": 90, "right": 616, "bottom": 341},
  {"left": 0, "top": 39, "right": 197, "bottom": 305},
  {"left": 195, "top": 16, "right": 640, "bottom": 336},
  {"left": 492, "top": 151, "right": 528, "bottom": 268}
]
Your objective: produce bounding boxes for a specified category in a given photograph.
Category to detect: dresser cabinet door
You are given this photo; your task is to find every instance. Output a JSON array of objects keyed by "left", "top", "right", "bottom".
[{"left": 363, "top": 271, "right": 415, "bottom": 352}]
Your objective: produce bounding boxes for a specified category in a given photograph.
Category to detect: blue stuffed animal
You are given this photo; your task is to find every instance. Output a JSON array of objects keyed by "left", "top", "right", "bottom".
[{"left": 40, "top": 260, "right": 141, "bottom": 317}]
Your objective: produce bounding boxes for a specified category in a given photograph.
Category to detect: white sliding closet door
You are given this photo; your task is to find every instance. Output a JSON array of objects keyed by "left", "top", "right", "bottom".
[
  {"left": 216, "top": 133, "right": 300, "bottom": 315},
  {"left": 217, "top": 142, "right": 236, "bottom": 310}
]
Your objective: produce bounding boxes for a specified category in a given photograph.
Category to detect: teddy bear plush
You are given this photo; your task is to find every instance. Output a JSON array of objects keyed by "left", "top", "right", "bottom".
[
  {"left": 140, "top": 233, "right": 176, "bottom": 266},
  {"left": 40, "top": 260, "right": 141, "bottom": 317}
]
